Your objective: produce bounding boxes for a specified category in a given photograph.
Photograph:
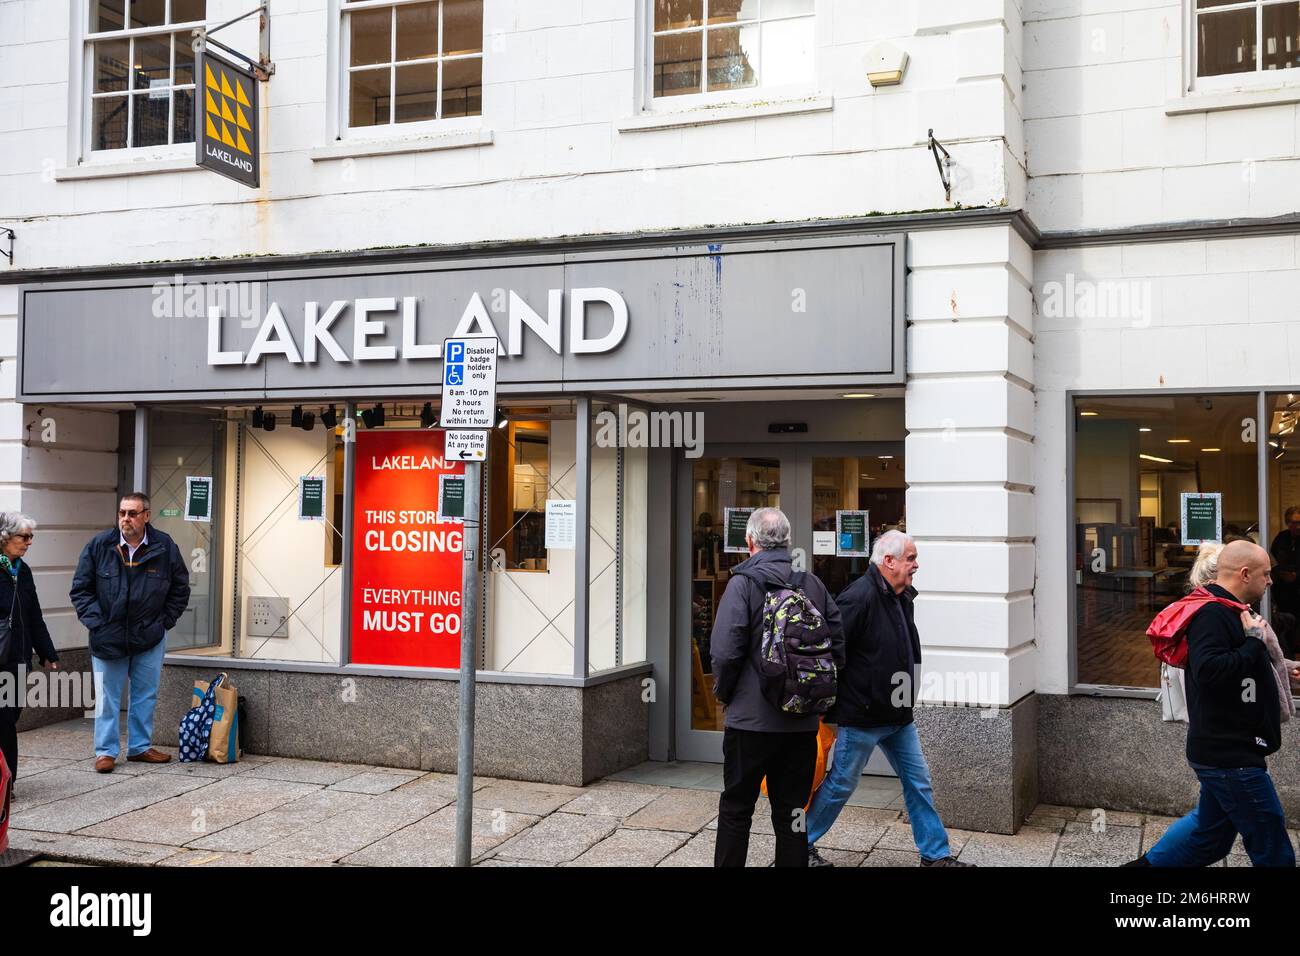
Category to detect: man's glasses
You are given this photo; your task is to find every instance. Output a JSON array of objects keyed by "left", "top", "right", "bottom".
[{"left": 118, "top": 509, "right": 146, "bottom": 518}]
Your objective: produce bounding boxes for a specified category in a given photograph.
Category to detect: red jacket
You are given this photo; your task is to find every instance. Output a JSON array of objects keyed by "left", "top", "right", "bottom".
[{"left": 1147, "top": 587, "right": 1249, "bottom": 667}]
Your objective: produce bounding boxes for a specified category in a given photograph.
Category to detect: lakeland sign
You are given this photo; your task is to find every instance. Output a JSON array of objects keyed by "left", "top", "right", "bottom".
[
  {"left": 16, "top": 234, "right": 905, "bottom": 401},
  {"left": 196, "top": 50, "right": 259, "bottom": 188}
]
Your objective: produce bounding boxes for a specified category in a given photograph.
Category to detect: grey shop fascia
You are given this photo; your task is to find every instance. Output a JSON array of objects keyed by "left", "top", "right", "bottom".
[{"left": 16, "top": 231, "right": 906, "bottom": 405}]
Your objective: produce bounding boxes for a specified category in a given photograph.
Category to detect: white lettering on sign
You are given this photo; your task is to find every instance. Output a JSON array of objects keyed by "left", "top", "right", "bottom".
[
  {"left": 206, "top": 289, "right": 629, "bottom": 366},
  {"left": 369, "top": 455, "right": 446, "bottom": 470},
  {"left": 440, "top": 336, "right": 499, "bottom": 429},
  {"left": 444, "top": 430, "right": 488, "bottom": 461}
]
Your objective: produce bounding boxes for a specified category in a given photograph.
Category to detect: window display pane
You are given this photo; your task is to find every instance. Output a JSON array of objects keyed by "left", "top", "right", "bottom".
[
  {"left": 175, "top": 33, "right": 195, "bottom": 85},
  {"left": 90, "top": 0, "right": 126, "bottom": 32},
  {"left": 132, "top": 91, "right": 170, "bottom": 147},
  {"left": 394, "top": 62, "right": 437, "bottom": 122},
  {"left": 706, "top": 25, "right": 758, "bottom": 93},
  {"left": 92, "top": 95, "right": 129, "bottom": 149},
  {"left": 588, "top": 427, "right": 620, "bottom": 673},
  {"left": 171, "top": 86, "right": 194, "bottom": 144},
  {"left": 235, "top": 417, "right": 345, "bottom": 663},
  {"left": 349, "top": 67, "right": 390, "bottom": 127},
  {"left": 442, "top": 0, "right": 484, "bottom": 56},
  {"left": 395, "top": 1, "right": 438, "bottom": 60},
  {"left": 440, "top": 56, "right": 482, "bottom": 117},
  {"left": 1073, "top": 395, "right": 1259, "bottom": 689},
  {"left": 95, "top": 38, "right": 130, "bottom": 93},
  {"left": 690, "top": 456, "right": 780, "bottom": 730},
  {"left": 1198, "top": 8, "right": 1258, "bottom": 76},
  {"left": 171, "top": 0, "right": 206, "bottom": 23},
  {"left": 1262, "top": 2, "right": 1300, "bottom": 71},
  {"left": 350, "top": 7, "right": 392, "bottom": 67},
  {"left": 706, "top": 0, "right": 759, "bottom": 24},
  {"left": 655, "top": 0, "right": 702, "bottom": 31},
  {"left": 812, "top": 450, "right": 905, "bottom": 597},
  {"left": 128, "top": 0, "right": 166, "bottom": 28},
  {"left": 489, "top": 422, "right": 549, "bottom": 571},
  {"left": 654, "top": 30, "right": 702, "bottom": 96},
  {"left": 134, "top": 33, "right": 172, "bottom": 91},
  {"left": 1265, "top": 394, "right": 1300, "bottom": 657},
  {"left": 621, "top": 443, "right": 649, "bottom": 668}
]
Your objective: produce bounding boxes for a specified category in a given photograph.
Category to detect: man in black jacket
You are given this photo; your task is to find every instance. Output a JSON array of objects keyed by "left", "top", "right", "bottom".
[
  {"left": 70, "top": 493, "right": 190, "bottom": 773},
  {"left": 804, "top": 530, "right": 970, "bottom": 867},
  {"left": 710, "top": 507, "right": 844, "bottom": 867},
  {"left": 1132, "top": 540, "right": 1294, "bottom": 867}
]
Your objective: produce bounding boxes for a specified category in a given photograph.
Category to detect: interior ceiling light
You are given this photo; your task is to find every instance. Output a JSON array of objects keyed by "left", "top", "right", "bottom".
[
  {"left": 1201, "top": 448, "right": 1220, "bottom": 452},
  {"left": 1139, "top": 427, "right": 1152, "bottom": 432},
  {"left": 1140, "top": 454, "right": 1172, "bottom": 463},
  {"left": 1167, "top": 439, "right": 1191, "bottom": 444},
  {"left": 1079, "top": 411, "right": 1099, "bottom": 416},
  {"left": 842, "top": 393, "right": 876, "bottom": 399}
]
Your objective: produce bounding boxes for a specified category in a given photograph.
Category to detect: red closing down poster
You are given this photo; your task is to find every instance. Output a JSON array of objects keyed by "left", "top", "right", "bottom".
[{"left": 350, "top": 429, "right": 465, "bottom": 668}]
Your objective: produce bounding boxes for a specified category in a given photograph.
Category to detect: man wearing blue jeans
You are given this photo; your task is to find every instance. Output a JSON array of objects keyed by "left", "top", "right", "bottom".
[
  {"left": 807, "top": 530, "right": 969, "bottom": 867},
  {"left": 71, "top": 493, "right": 190, "bottom": 773},
  {"left": 1129, "top": 541, "right": 1294, "bottom": 867}
]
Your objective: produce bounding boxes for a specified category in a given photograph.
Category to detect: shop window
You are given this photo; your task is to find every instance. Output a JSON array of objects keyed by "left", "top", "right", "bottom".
[
  {"left": 652, "top": 0, "right": 814, "bottom": 99},
  {"left": 811, "top": 453, "right": 905, "bottom": 596},
  {"left": 1265, "top": 393, "right": 1300, "bottom": 658},
  {"left": 488, "top": 421, "right": 550, "bottom": 571},
  {"left": 86, "top": 0, "right": 204, "bottom": 152},
  {"left": 1195, "top": 0, "right": 1300, "bottom": 78},
  {"left": 1073, "top": 394, "right": 1259, "bottom": 689},
  {"left": 342, "top": 0, "right": 482, "bottom": 130}
]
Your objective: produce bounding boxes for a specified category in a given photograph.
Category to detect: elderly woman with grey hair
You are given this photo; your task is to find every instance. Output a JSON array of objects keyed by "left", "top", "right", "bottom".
[{"left": 0, "top": 512, "right": 59, "bottom": 802}]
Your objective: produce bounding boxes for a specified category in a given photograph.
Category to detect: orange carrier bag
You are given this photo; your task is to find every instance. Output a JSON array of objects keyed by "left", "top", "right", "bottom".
[{"left": 761, "top": 719, "right": 838, "bottom": 811}]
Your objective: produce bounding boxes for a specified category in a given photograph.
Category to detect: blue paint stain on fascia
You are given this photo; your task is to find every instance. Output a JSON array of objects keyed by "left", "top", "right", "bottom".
[{"left": 706, "top": 242, "right": 723, "bottom": 283}]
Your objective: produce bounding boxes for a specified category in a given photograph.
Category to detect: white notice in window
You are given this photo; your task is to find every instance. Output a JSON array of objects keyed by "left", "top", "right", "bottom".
[{"left": 545, "top": 499, "right": 577, "bottom": 550}]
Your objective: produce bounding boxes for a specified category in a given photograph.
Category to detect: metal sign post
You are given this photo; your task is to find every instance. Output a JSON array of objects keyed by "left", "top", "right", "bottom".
[{"left": 446, "top": 335, "right": 498, "bottom": 867}]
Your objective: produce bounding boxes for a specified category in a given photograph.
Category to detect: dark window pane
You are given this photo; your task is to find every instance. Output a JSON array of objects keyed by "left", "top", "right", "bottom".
[
  {"left": 654, "top": 30, "right": 701, "bottom": 96},
  {"left": 95, "top": 38, "right": 130, "bottom": 92},
  {"left": 442, "top": 0, "right": 483, "bottom": 55},
  {"left": 175, "top": 32, "right": 195, "bottom": 85},
  {"left": 349, "top": 67, "right": 390, "bottom": 126},
  {"left": 706, "top": 24, "right": 757, "bottom": 92},
  {"left": 172, "top": 86, "right": 194, "bottom": 143},
  {"left": 395, "top": 62, "right": 437, "bottom": 123},
  {"left": 171, "top": 0, "right": 206, "bottom": 23},
  {"left": 1197, "top": 0, "right": 1242, "bottom": 7},
  {"left": 705, "top": 0, "right": 758, "bottom": 25},
  {"left": 350, "top": 7, "right": 391, "bottom": 67},
  {"left": 396, "top": 1, "right": 437, "bottom": 60},
  {"left": 92, "top": 95, "right": 129, "bottom": 149},
  {"left": 90, "top": 0, "right": 126, "bottom": 32},
  {"left": 1263, "top": 2, "right": 1300, "bottom": 71},
  {"left": 132, "top": 90, "right": 170, "bottom": 146},
  {"left": 440, "top": 56, "right": 481, "bottom": 117},
  {"left": 134, "top": 33, "right": 172, "bottom": 91},
  {"left": 128, "top": 0, "right": 166, "bottom": 28},
  {"left": 655, "top": 0, "right": 701, "bottom": 31},
  {"left": 1198, "top": 8, "right": 1258, "bottom": 76}
]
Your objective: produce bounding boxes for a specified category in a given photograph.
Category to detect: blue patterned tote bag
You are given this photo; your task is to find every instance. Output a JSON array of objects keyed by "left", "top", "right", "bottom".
[{"left": 177, "top": 673, "right": 224, "bottom": 763}]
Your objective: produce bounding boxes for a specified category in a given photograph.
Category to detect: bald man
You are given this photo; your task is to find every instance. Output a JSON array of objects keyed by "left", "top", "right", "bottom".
[{"left": 1131, "top": 540, "right": 1294, "bottom": 867}]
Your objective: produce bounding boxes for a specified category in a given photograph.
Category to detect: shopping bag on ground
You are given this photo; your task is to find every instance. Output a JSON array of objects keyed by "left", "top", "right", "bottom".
[
  {"left": 178, "top": 673, "right": 224, "bottom": 763},
  {"left": 192, "top": 672, "right": 240, "bottom": 764},
  {"left": 761, "top": 719, "right": 838, "bottom": 811}
]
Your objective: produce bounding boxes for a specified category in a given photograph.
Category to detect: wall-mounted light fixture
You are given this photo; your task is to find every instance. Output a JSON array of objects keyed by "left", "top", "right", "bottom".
[{"left": 865, "top": 41, "right": 909, "bottom": 87}]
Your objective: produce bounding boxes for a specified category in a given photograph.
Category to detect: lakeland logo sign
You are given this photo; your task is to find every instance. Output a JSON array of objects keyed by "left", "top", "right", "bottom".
[{"left": 196, "top": 50, "right": 258, "bottom": 188}]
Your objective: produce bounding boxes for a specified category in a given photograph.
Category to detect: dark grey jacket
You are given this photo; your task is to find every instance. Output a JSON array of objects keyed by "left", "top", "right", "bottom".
[{"left": 709, "top": 548, "right": 844, "bottom": 733}]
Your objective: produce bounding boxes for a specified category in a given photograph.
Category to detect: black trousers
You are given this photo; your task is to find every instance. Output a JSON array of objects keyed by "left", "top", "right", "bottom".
[
  {"left": 0, "top": 665, "right": 20, "bottom": 798},
  {"left": 715, "top": 727, "right": 817, "bottom": 867}
]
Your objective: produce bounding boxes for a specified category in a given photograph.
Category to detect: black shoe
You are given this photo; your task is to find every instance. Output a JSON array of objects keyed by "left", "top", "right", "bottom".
[
  {"left": 1120, "top": 854, "right": 1151, "bottom": 867},
  {"left": 921, "top": 856, "right": 974, "bottom": 867},
  {"left": 808, "top": 846, "right": 835, "bottom": 868}
]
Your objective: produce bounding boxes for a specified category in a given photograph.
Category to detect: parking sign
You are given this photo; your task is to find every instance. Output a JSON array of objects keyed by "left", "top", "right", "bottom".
[{"left": 440, "top": 337, "right": 497, "bottom": 429}]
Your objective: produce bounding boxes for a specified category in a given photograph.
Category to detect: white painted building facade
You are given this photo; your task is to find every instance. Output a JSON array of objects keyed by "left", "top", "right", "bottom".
[{"left": 4, "top": 0, "right": 1296, "bottom": 828}]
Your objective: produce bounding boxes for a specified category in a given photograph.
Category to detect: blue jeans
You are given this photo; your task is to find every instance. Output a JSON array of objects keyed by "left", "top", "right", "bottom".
[
  {"left": 807, "top": 723, "right": 951, "bottom": 861},
  {"left": 1145, "top": 766, "right": 1295, "bottom": 867},
  {"left": 92, "top": 638, "right": 167, "bottom": 759}
]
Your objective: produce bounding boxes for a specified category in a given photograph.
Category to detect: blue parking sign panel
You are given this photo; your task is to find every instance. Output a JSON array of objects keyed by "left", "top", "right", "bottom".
[{"left": 439, "top": 336, "right": 498, "bottom": 429}]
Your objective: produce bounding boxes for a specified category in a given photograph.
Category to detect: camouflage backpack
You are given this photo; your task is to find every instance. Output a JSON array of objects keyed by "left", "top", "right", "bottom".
[{"left": 735, "top": 570, "right": 838, "bottom": 715}]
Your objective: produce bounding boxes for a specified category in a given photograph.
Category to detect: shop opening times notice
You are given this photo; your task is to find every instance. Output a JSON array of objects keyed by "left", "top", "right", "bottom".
[{"left": 351, "top": 430, "right": 465, "bottom": 667}]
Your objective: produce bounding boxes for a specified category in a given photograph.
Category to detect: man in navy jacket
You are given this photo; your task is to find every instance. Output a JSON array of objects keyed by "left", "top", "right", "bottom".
[
  {"left": 70, "top": 493, "right": 190, "bottom": 773},
  {"left": 805, "top": 530, "right": 969, "bottom": 867}
]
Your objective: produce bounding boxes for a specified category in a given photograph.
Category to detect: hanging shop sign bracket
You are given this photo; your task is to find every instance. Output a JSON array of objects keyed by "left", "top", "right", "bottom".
[
  {"left": 191, "top": 4, "right": 275, "bottom": 81},
  {"left": 0, "top": 227, "right": 13, "bottom": 265},
  {"left": 928, "top": 129, "right": 952, "bottom": 202}
]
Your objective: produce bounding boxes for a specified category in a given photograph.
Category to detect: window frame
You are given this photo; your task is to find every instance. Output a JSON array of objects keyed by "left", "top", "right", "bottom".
[
  {"left": 1185, "top": 0, "right": 1300, "bottom": 95},
  {"left": 81, "top": 0, "right": 207, "bottom": 160},
  {"left": 1066, "top": 387, "right": 1273, "bottom": 699},
  {"left": 642, "top": 0, "right": 818, "bottom": 111},
  {"left": 337, "top": 0, "right": 484, "bottom": 141}
]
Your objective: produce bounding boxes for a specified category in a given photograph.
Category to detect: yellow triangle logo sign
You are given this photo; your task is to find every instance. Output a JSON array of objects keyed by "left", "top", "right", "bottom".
[
  {"left": 221, "top": 98, "right": 236, "bottom": 123},
  {"left": 236, "top": 105, "right": 251, "bottom": 131},
  {"left": 205, "top": 89, "right": 220, "bottom": 115},
  {"left": 236, "top": 128, "right": 251, "bottom": 155},
  {"left": 205, "top": 63, "right": 219, "bottom": 89},
  {"left": 235, "top": 81, "right": 250, "bottom": 108},
  {"left": 220, "top": 72, "right": 235, "bottom": 100},
  {"left": 221, "top": 122, "right": 236, "bottom": 148},
  {"left": 205, "top": 114, "right": 220, "bottom": 139}
]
